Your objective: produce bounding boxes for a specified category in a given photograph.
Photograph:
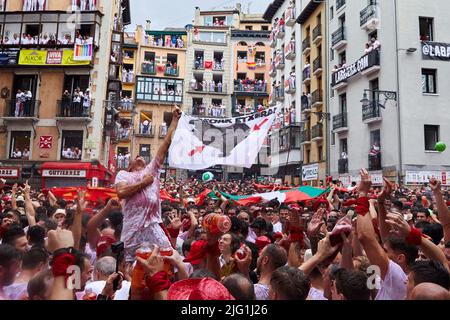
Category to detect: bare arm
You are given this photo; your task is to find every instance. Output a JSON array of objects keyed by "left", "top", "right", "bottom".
[
  {"left": 23, "top": 181, "right": 36, "bottom": 227},
  {"left": 72, "top": 190, "right": 86, "bottom": 251},
  {"left": 155, "top": 105, "right": 181, "bottom": 167},
  {"left": 87, "top": 199, "right": 121, "bottom": 249},
  {"left": 377, "top": 178, "right": 393, "bottom": 243},
  {"left": 430, "top": 179, "right": 450, "bottom": 242},
  {"left": 11, "top": 183, "right": 18, "bottom": 210},
  {"left": 48, "top": 190, "right": 57, "bottom": 207},
  {"left": 116, "top": 176, "right": 153, "bottom": 200},
  {"left": 299, "top": 234, "right": 339, "bottom": 276}
]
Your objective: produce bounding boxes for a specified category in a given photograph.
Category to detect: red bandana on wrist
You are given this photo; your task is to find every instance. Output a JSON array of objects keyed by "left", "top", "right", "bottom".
[
  {"left": 406, "top": 227, "right": 423, "bottom": 246},
  {"left": 355, "top": 197, "right": 370, "bottom": 216},
  {"left": 145, "top": 271, "right": 172, "bottom": 295},
  {"left": 52, "top": 253, "right": 76, "bottom": 279}
]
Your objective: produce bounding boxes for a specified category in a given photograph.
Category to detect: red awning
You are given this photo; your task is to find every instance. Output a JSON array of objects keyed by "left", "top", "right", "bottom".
[{"left": 40, "top": 162, "right": 113, "bottom": 181}]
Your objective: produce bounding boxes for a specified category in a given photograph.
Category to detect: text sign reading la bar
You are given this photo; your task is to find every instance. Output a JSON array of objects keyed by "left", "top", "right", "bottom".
[
  {"left": 42, "top": 170, "right": 87, "bottom": 178},
  {"left": 422, "top": 41, "right": 450, "bottom": 61},
  {"left": 331, "top": 50, "right": 380, "bottom": 86}
]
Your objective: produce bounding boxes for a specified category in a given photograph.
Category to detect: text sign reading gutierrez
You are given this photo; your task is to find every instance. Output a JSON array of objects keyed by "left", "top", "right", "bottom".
[
  {"left": 42, "top": 170, "right": 87, "bottom": 178},
  {"left": 422, "top": 41, "right": 450, "bottom": 61},
  {"left": 331, "top": 50, "right": 380, "bottom": 86},
  {"left": 0, "top": 168, "right": 19, "bottom": 178}
]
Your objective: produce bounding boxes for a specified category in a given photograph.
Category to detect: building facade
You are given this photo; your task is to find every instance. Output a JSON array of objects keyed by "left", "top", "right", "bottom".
[
  {"left": 132, "top": 24, "right": 187, "bottom": 175},
  {"left": 297, "top": 0, "right": 328, "bottom": 186},
  {"left": 0, "top": 0, "right": 129, "bottom": 187},
  {"left": 264, "top": 0, "right": 302, "bottom": 184},
  {"left": 328, "top": 0, "right": 450, "bottom": 186}
]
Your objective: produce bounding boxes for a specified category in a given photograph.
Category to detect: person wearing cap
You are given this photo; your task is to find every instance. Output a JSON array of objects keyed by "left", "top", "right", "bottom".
[
  {"left": 115, "top": 106, "right": 181, "bottom": 263},
  {"left": 50, "top": 209, "right": 66, "bottom": 228}
]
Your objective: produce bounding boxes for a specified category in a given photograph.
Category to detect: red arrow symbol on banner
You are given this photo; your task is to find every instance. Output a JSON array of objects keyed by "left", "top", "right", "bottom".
[
  {"left": 188, "top": 145, "right": 206, "bottom": 157},
  {"left": 253, "top": 118, "right": 269, "bottom": 131}
]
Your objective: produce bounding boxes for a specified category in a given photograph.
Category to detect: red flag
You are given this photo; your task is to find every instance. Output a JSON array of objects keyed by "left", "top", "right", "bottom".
[
  {"left": 195, "top": 189, "right": 212, "bottom": 206},
  {"left": 204, "top": 61, "right": 213, "bottom": 69}
]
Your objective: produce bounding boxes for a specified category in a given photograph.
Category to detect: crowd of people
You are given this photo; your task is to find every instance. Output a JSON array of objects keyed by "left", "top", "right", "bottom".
[
  {"left": 1, "top": 32, "right": 93, "bottom": 47},
  {"left": 11, "top": 148, "right": 30, "bottom": 160},
  {"left": 193, "top": 103, "right": 227, "bottom": 118},
  {"left": 234, "top": 104, "right": 267, "bottom": 116},
  {"left": 190, "top": 79, "right": 224, "bottom": 93},
  {"left": 144, "top": 35, "right": 185, "bottom": 49},
  {"left": 60, "top": 88, "right": 91, "bottom": 118},
  {"left": 122, "top": 69, "right": 134, "bottom": 84},
  {"left": 116, "top": 152, "right": 131, "bottom": 170},
  {"left": 234, "top": 79, "right": 268, "bottom": 92},
  {"left": 13, "top": 90, "right": 34, "bottom": 117},
  {"left": 61, "top": 147, "right": 82, "bottom": 160},
  {"left": 1, "top": 108, "right": 449, "bottom": 301},
  {"left": 194, "top": 56, "right": 225, "bottom": 70}
]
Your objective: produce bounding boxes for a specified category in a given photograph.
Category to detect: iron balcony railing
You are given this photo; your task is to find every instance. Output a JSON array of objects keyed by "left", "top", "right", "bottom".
[
  {"left": 336, "top": 0, "right": 346, "bottom": 11},
  {"left": 333, "top": 113, "right": 348, "bottom": 130},
  {"left": 368, "top": 153, "right": 382, "bottom": 171},
  {"left": 338, "top": 158, "right": 349, "bottom": 174},
  {"left": 312, "top": 24, "right": 322, "bottom": 41},
  {"left": 332, "top": 26, "right": 346, "bottom": 47},
  {"left": 4, "top": 99, "right": 40, "bottom": 118},
  {"left": 56, "top": 98, "right": 92, "bottom": 118},
  {"left": 311, "top": 124, "right": 323, "bottom": 140},
  {"left": 360, "top": 2, "right": 378, "bottom": 26},
  {"left": 302, "top": 37, "right": 311, "bottom": 52},
  {"left": 142, "top": 62, "right": 156, "bottom": 75},
  {"left": 362, "top": 101, "right": 381, "bottom": 122}
]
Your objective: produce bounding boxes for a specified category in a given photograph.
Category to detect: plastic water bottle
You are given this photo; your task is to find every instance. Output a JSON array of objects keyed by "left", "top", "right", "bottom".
[{"left": 202, "top": 214, "right": 232, "bottom": 234}]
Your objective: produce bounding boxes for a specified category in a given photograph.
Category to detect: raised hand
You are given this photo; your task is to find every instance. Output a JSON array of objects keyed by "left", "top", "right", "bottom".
[
  {"left": 168, "top": 212, "right": 182, "bottom": 230},
  {"left": 307, "top": 208, "right": 325, "bottom": 237},
  {"left": 142, "top": 174, "right": 154, "bottom": 187},
  {"left": 358, "top": 169, "right": 372, "bottom": 197},
  {"left": 75, "top": 189, "right": 87, "bottom": 214},
  {"left": 385, "top": 213, "right": 411, "bottom": 238},
  {"left": 23, "top": 180, "right": 31, "bottom": 195},
  {"left": 135, "top": 245, "right": 164, "bottom": 277},
  {"left": 378, "top": 177, "right": 393, "bottom": 202},
  {"left": 47, "top": 229, "right": 75, "bottom": 253},
  {"left": 429, "top": 178, "right": 442, "bottom": 193}
]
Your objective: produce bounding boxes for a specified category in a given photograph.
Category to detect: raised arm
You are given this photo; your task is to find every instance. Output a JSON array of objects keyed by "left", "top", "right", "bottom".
[
  {"left": 155, "top": 105, "right": 182, "bottom": 167},
  {"left": 72, "top": 189, "right": 86, "bottom": 251},
  {"left": 116, "top": 175, "right": 154, "bottom": 199},
  {"left": 87, "top": 199, "right": 121, "bottom": 249},
  {"left": 356, "top": 170, "right": 390, "bottom": 279},
  {"left": 23, "top": 181, "right": 36, "bottom": 227},
  {"left": 377, "top": 178, "right": 393, "bottom": 242},
  {"left": 429, "top": 178, "right": 450, "bottom": 242},
  {"left": 11, "top": 183, "right": 18, "bottom": 210}
]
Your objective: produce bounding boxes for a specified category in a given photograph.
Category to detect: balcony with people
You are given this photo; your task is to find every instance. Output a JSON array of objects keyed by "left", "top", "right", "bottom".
[
  {"left": 4, "top": 94, "right": 39, "bottom": 120},
  {"left": 213, "top": 51, "right": 225, "bottom": 71},
  {"left": 194, "top": 51, "right": 205, "bottom": 70},
  {"left": 284, "top": 74, "right": 296, "bottom": 94},
  {"left": 116, "top": 119, "right": 132, "bottom": 142},
  {"left": 333, "top": 112, "right": 348, "bottom": 133},
  {"left": 275, "top": 50, "right": 285, "bottom": 70},
  {"left": 56, "top": 88, "right": 92, "bottom": 120},
  {"left": 164, "top": 54, "right": 179, "bottom": 77},
  {"left": 269, "top": 60, "right": 277, "bottom": 77},
  {"left": 338, "top": 156, "right": 348, "bottom": 174},
  {"left": 234, "top": 103, "right": 268, "bottom": 117},
  {"left": 135, "top": 112, "right": 154, "bottom": 138},
  {"left": 143, "top": 32, "right": 186, "bottom": 49},
  {"left": 234, "top": 78, "right": 268, "bottom": 95},
  {"left": 301, "top": 92, "right": 312, "bottom": 113},
  {"left": 269, "top": 30, "right": 277, "bottom": 48},
  {"left": 275, "top": 16, "right": 285, "bottom": 39},
  {"left": 368, "top": 143, "right": 382, "bottom": 171},
  {"left": 285, "top": 40, "right": 296, "bottom": 60},
  {"left": 189, "top": 76, "right": 227, "bottom": 95},
  {"left": 285, "top": 3, "right": 296, "bottom": 27},
  {"left": 274, "top": 83, "right": 285, "bottom": 102},
  {"left": 104, "top": 98, "right": 135, "bottom": 113},
  {"left": 141, "top": 59, "right": 156, "bottom": 75},
  {"left": 302, "top": 60, "right": 311, "bottom": 85},
  {"left": 0, "top": 10, "right": 100, "bottom": 50},
  {"left": 122, "top": 65, "right": 135, "bottom": 84}
]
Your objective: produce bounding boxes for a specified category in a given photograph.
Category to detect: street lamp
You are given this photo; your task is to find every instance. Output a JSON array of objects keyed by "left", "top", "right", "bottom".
[{"left": 361, "top": 89, "right": 397, "bottom": 109}]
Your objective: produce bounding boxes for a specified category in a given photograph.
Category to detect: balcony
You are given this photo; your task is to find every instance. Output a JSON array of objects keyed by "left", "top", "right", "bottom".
[
  {"left": 188, "top": 83, "right": 228, "bottom": 95},
  {"left": 285, "top": 41, "right": 296, "bottom": 60},
  {"left": 142, "top": 62, "right": 156, "bottom": 75},
  {"left": 311, "top": 90, "right": 323, "bottom": 108},
  {"left": 164, "top": 66, "right": 179, "bottom": 77},
  {"left": 333, "top": 113, "right": 348, "bottom": 133},
  {"left": 285, "top": 6, "right": 296, "bottom": 27},
  {"left": 269, "top": 93, "right": 277, "bottom": 106},
  {"left": 135, "top": 126, "right": 155, "bottom": 138},
  {"left": 275, "top": 54, "right": 285, "bottom": 70},
  {"left": 302, "top": 67, "right": 311, "bottom": 85},
  {"left": 269, "top": 63, "right": 277, "bottom": 77},
  {"left": 312, "top": 25, "right": 322, "bottom": 45},
  {"left": 336, "top": 0, "right": 346, "bottom": 11},
  {"left": 331, "top": 27, "right": 347, "bottom": 50},
  {"left": 269, "top": 32, "right": 277, "bottom": 48},
  {"left": 360, "top": 4, "right": 380, "bottom": 31},
  {"left": 311, "top": 124, "right": 323, "bottom": 141},
  {"left": 2, "top": 100, "right": 40, "bottom": 121},
  {"left": 275, "top": 87, "right": 285, "bottom": 102},
  {"left": 55, "top": 99, "right": 92, "bottom": 121},
  {"left": 117, "top": 129, "right": 131, "bottom": 142},
  {"left": 302, "top": 37, "right": 311, "bottom": 55},
  {"left": 332, "top": 80, "right": 348, "bottom": 91},
  {"left": 368, "top": 153, "right": 382, "bottom": 171},
  {"left": 104, "top": 100, "right": 135, "bottom": 112},
  {"left": 362, "top": 101, "right": 382, "bottom": 124},
  {"left": 313, "top": 57, "right": 322, "bottom": 76},
  {"left": 159, "top": 125, "right": 168, "bottom": 138},
  {"left": 234, "top": 83, "right": 268, "bottom": 94},
  {"left": 276, "top": 24, "right": 285, "bottom": 39},
  {"left": 300, "top": 130, "right": 311, "bottom": 145},
  {"left": 284, "top": 79, "right": 296, "bottom": 94},
  {"left": 301, "top": 100, "right": 311, "bottom": 113},
  {"left": 338, "top": 158, "right": 348, "bottom": 174}
]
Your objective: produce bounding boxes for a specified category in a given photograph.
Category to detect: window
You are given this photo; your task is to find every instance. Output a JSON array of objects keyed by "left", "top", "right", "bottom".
[
  {"left": 318, "top": 145, "right": 323, "bottom": 162},
  {"left": 139, "top": 144, "right": 151, "bottom": 164},
  {"left": 136, "top": 76, "right": 183, "bottom": 102},
  {"left": 139, "top": 111, "right": 153, "bottom": 135},
  {"left": 10, "top": 131, "right": 31, "bottom": 160},
  {"left": 255, "top": 51, "right": 265, "bottom": 63},
  {"left": 25, "top": 24, "right": 42, "bottom": 37},
  {"left": 245, "top": 26, "right": 253, "bottom": 31},
  {"left": 13, "top": 75, "right": 38, "bottom": 99},
  {"left": 424, "top": 125, "right": 439, "bottom": 151},
  {"left": 199, "top": 32, "right": 226, "bottom": 43},
  {"left": 339, "top": 51, "right": 346, "bottom": 65},
  {"left": 237, "top": 50, "right": 247, "bottom": 62},
  {"left": 63, "top": 75, "right": 90, "bottom": 96},
  {"left": 370, "top": 130, "right": 381, "bottom": 146},
  {"left": 331, "top": 132, "right": 335, "bottom": 146},
  {"left": 339, "top": 93, "right": 347, "bottom": 113},
  {"left": 261, "top": 26, "right": 269, "bottom": 31},
  {"left": 306, "top": 149, "right": 311, "bottom": 163},
  {"left": 61, "top": 130, "right": 83, "bottom": 160},
  {"left": 340, "top": 138, "right": 348, "bottom": 154},
  {"left": 237, "top": 73, "right": 247, "bottom": 80},
  {"left": 330, "top": 6, "right": 334, "bottom": 19},
  {"left": 124, "top": 50, "right": 134, "bottom": 59},
  {"left": 144, "top": 51, "right": 155, "bottom": 62},
  {"left": 122, "top": 90, "right": 132, "bottom": 99},
  {"left": 419, "top": 17, "right": 434, "bottom": 41},
  {"left": 422, "top": 69, "right": 437, "bottom": 94}
]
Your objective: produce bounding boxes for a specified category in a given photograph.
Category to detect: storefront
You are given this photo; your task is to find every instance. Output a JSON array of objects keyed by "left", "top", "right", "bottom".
[
  {"left": 405, "top": 170, "right": 450, "bottom": 186},
  {"left": 40, "top": 162, "right": 114, "bottom": 189},
  {"left": 0, "top": 167, "right": 20, "bottom": 183},
  {"left": 338, "top": 172, "right": 383, "bottom": 188}
]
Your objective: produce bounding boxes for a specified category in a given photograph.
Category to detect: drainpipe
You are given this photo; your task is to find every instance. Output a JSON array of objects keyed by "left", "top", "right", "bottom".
[
  {"left": 394, "top": 0, "right": 403, "bottom": 184},
  {"left": 324, "top": 0, "right": 330, "bottom": 178}
]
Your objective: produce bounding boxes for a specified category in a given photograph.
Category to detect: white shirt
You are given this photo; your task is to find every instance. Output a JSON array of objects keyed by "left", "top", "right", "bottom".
[
  {"left": 375, "top": 260, "right": 407, "bottom": 300},
  {"left": 272, "top": 221, "right": 282, "bottom": 233},
  {"left": 84, "top": 280, "right": 131, "bottom": 300}
]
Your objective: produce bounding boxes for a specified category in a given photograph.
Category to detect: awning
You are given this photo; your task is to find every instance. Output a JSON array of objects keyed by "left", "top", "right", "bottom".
[{"left": 40, "top": 162, "right": 113, "bottom": 180}]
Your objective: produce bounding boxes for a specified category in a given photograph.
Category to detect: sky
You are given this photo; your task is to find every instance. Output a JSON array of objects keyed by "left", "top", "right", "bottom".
[{"left": 128, "top": 0, "right": 273, "bottom": 31}]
